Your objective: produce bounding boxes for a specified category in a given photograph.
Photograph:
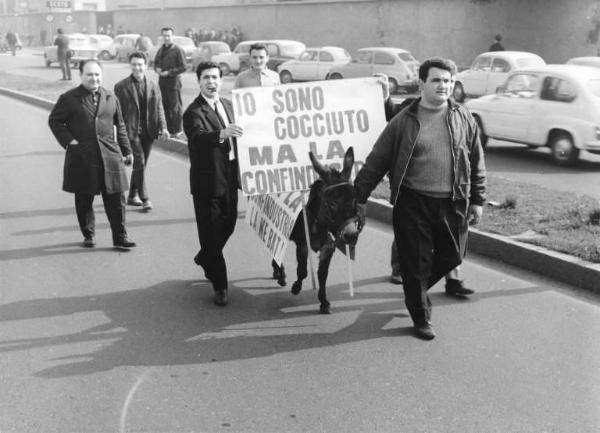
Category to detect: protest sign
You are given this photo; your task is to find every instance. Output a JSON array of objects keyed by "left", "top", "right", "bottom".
[{"left": 232, "top": 77, "right": 387, "bottom": 196}]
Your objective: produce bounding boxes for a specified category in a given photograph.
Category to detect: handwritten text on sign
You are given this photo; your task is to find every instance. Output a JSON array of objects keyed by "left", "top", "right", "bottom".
[{"left": 232, "top": 78, "right": 386, "bottom": 196}]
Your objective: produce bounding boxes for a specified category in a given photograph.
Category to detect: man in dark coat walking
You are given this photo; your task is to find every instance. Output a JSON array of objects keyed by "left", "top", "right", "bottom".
[
  {"left": 53, "top": 28, "right": 71, "bottom": 80},
  {"left": 48, "top": 59, "right": 137, "bottom": 250},
  {"left": 114, "top": 51, "right": 168, "bottom": 210},
  {"left": 183, "top": 61, "right": 243, "bottom": 306},
  {"left": 154, "top": 27, "right": 187, "bottom": 138}
]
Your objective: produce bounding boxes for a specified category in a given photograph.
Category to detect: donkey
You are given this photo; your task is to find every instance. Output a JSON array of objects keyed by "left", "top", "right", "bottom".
[{"left": 274, "top": 146, "right": 363, "bottom": 314}]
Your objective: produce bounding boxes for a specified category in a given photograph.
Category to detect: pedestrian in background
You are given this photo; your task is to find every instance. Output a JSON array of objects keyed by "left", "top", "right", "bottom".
[
  {"left": 183, "top": 61, "right": 244, "bottom": 306},
  {"left": 6, "top": 29, "right": 17, "bottom": 56},
  {"left": 53, "top": 28, "right": 71, "bottom": 81},
  {"left": 134, "top": 33, "right": 151, "bottom": 53},
  {"left": 154, "top": 27, "right": 187, "bottom": 138},
  {"left": 48, "top": 59, "right": 137, "bottom": 250},
  {"left": 232, "top": 43, "right": 284, "bottom": 284},
  {"left": 114, "top": 51, "right": 169, "bottom": 211},
  {"left": 489, "top": 34, "right": 505, "bottom": 51},
  {"left": 355, "top": 58, "right": 486, "bottom": 340}
]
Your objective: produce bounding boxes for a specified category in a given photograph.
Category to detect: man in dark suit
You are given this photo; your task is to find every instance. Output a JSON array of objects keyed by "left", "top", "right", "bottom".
[
  {"left": 114, "top": 51, "right": 169, "bottom": 211},
  {"left": 53, "top": 28, "right": 71, "bottom": 81},
  {"left": 183, "top": 61, "right": 243, "bottom": 306},
  {"left": 48, "top": 59, "right": 136, "bottom": 250}
]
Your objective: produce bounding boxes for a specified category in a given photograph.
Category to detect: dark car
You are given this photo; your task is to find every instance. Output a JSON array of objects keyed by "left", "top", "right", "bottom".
[{"left": 238, "top": 39, "right": 306, "bottom": 73}]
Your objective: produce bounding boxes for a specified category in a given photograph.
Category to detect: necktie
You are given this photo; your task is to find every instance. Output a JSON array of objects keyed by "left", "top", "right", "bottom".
[{"left": 214, "top": 101, "right": 235, "bottom": 160}]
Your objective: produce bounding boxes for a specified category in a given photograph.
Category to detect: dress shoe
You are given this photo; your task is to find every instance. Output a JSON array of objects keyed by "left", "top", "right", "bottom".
[
  {"left": 272, "top": 264, "right": 287, "bottom": 286},
  {"left": 414, "top": 321, "right": 436, "bottom": 340},
  {"left": 113, "top": 237, "right": 137, "bottom": 250},
  {"left": 127, "top": 195, "right": 143, "bottom": 206},
  {"left": 83, "top": 237, "right": 96, "bottom": 248},
  {"left": 445, "top": 279, "right": 474, "bottom": 296},
  {"left": 142, "top": 200, "right": 153, "bottom": 211},
  {"left": 213, "top": 289, "right": 228, "bottom": 306},
  {"left": 390, "top": 268, "right": 403, "bottom": 285}
]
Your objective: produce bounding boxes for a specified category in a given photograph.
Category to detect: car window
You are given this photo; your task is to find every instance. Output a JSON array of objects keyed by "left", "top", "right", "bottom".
[
  {"left": 236, "top": 43, "right": 252, "bottom": 54},
  {"left": 472, "top": 56, "right": 492, "bottom": 71},
  {"left": 266, "top": 43, "right": 279, "bottom": 57},
  {"left": 355, "top": 51, "right": 373, "bottom": 64},
  {"left": 212, "top": 44, "right": 230, "bottom": 54},
  {"left": 516, "top": 56, "right": 545, "bottom": 68},
  {"left": 374, "top": 52, "right": 395, "bottom": 65},
  {"left": 319, "top": 51, "right": 334, "bottom": 62},
  {"left": 123, "top": 39, "right": 134, "bottom": 48},
  {"left": 397, "top": 52, "right": 416, "bottom": 62},
  {"left": 503, "top": 73, "right": 539, "bottom": 98},
  {"left": 279, "top": 42, "right": 305, "bottom": 57},
  {"left": 491, "top": 58, "right": 510, "bottom": 73},
  {"left": 540, "top": 77, "right": 577, "bottom": 102},
  {"left": 299, "top": 50, "right": 316, "bottom": 61}
]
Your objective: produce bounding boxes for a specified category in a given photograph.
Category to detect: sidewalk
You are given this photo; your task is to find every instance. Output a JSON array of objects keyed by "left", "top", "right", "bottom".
[{"left": 2, "top": 86, "right": 598, "bottom": 294}]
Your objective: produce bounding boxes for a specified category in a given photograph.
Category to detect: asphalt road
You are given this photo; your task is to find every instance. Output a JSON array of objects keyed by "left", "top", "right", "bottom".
[
  {"left": 1, "top": 94, "right": 599, "bottom": 432},
  {"left": 3, "top": 48, "right": 600, "bottom": 200}
]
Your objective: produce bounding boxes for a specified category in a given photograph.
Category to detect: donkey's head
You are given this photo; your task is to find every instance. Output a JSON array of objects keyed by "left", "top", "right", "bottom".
[{"left": 308, "top": 147, "right": 362, "bottom": 246}]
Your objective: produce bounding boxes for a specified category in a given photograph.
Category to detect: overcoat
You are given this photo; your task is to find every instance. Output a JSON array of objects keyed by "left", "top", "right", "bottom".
[
  {"left": 183, "top": 94, "right": 239, "bottom": 198},
  {"left": 48, "top": 85, "right": 131, "bottom": 195},
  {"left": 113, "top": 75, "right": 167, "bottom": 142}
]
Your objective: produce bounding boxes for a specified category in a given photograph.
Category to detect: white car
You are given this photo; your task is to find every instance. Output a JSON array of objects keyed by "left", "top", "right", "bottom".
[
  {"left": 466, "top": 64, "right": 600, "bottom": 165},
  {"left": 87, "top": 34, "right": 114, "bottom": 60},
  {"left": 277, "top": 46, "right": 351, "bottom": 83},
  {"left": 44, "top": 33, "right": 98, "bottom": 67},
  {"left": 211, "top": 40, "right": 265, "bottom": 75},
  {"left": 566, "top": 56, "right": 600, "bottom": 68},
  {"left": 454, "top": 51, "right": 545, "bottom": 102}
]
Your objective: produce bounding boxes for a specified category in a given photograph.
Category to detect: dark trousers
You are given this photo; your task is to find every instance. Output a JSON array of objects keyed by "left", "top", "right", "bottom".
[
  {"left": 192, "top": 166, "right": 238, "bottom": 291},
  {"left": 159, "top": 78, "right": 182, "bottom": 134},
  {"left": 58, "top": 56, "right": 71, "bottom": 80},
  {"left": 75, "top": 192, "right": 127, "bottom": 243},
  {"left": 129, "top": 134, "right": 153, "bottom": 201},
  {"left": 393, "top": 188, "right": 468, "bottom": 325}
]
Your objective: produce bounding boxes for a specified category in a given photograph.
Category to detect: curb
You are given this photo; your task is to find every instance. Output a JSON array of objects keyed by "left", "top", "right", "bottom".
[{"left": 3, "top": 87, "right": 599, "bottom": 294}]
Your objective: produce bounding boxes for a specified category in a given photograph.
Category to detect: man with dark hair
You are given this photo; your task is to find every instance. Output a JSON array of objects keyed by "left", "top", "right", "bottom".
[
  {"left": 54, "top": 28, "right": 71, "bottom": 81},
  {"left": 233, "top": 42, "right": 280, "bottom": 89},
  {"left": 114, "top": 51, "right": 169, "bottom": 211},
  {"left": 183, "top": 61, "right": 244, "bottom": 306},
  {"left": 489, "top": 34, "right": 505, "bottom": 51},
  {"left": 154, "top": 27, "right": 187, "bottom": 138},
  {"left": 355, "top": 57, "right": 486, "bottom": 340},
  {"left": 48, "top": 59, "right": 136, "bottom": 250}
]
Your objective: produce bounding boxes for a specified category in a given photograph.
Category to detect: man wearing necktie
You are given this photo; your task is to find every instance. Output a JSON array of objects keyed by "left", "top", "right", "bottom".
[
  {"left": 183, "top": 61, "right": 244, "bottom": 306},
  {"left": 48, "top": 59, "right": 136, "bottom": 250},
  {"left": 114, "top": 51, "right": 169, "bottom": 211}
]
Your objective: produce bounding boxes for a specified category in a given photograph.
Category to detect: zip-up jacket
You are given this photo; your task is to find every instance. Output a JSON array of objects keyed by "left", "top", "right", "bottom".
[{"left": 354, "top": 97, "right": 486, "bottom": 210}]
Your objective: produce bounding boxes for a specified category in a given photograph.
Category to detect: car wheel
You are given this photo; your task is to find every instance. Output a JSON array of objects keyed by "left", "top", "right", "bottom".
[
  {"left": 328, "top": 73, "right": 342, "bottom": 80},
  {"left": 99, "top": 50, "right": 111, "bottom": 61},
  {"left": 473, "top": 115, "right": 488, "bottom": 149},
  {"left": 453, "top": 82, "right": 465, "bottom": 103},
  {"left": 279, "top": 70, "right": 293, "bottom": 84},
  {"left": 219, "top": 62, "right": 231, "bottom": 76},
  {"left": 388, "top": 78, "right": 398, "bottom": 94},
  {"left": 549, "top": 132, "right": 579, "bottom": 166}
]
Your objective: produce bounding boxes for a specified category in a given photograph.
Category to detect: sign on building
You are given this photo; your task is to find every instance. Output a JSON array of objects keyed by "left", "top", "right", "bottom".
[{"left": 46, "top": 0, "right": 72, "bottom": 13}]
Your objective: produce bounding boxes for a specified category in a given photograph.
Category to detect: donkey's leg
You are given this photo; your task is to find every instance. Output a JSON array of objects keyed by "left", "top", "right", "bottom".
[
  {"left": 291, "top": 241, "right": 308, "bottom": 295},
  {"left": 317, "top": 243, "right": 336, "bottom": 314},
  {"left": 271, "top": 259, "right": 287, "bottom": 286}
]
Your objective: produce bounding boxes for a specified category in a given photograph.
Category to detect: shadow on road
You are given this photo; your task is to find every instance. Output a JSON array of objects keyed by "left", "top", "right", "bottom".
[{"left": 0, "top": 277, "right": 549, "bottom": 378}]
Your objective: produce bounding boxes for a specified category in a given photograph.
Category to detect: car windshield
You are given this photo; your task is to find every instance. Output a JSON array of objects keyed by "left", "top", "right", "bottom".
[
  {"left": 516, "top": 56, "right": 545, "bottom": 68},
  {"left": 586, "top": 79, "right": 600, "bottom": 97},
  {"left": 397, "top": 52, "right": 416, "bottom": 62},
  {"left": 279, "top": 42, "right": 305, "bottom": 57},
  {"left": 69, "top": 36, "right": 89, "bottom": 48},
  {"left": 174, "top": 37, "right": 194, "bottom": 47}
]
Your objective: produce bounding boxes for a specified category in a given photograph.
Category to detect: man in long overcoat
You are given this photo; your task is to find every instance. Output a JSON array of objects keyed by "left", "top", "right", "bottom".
[
  {"left": 114, "top": 51, "right": 168, "bottom": 210},
  {"left": 48, "top": 59, "right": 137, "bottom": 249}
]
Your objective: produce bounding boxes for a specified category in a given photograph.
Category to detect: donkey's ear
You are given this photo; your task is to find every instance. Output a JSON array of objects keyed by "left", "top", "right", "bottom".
[
  {"left": 309, "top": 151, "right": 330, "bottom": 178},
  {"left": 341, "top": 147, "right": 355, "bottom": 179}
]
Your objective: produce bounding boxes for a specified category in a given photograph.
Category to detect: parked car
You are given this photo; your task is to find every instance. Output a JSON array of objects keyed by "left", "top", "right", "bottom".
[
  {"left": 466, "top": 65, "right": 600, "bottom": 165},
  {"left": 237, "top": 40, "right": 306, "bottom": 73},
  {"left": 191, "top": 41, "right": 231, "bottom": 71},
  {"left": 148, "top": 36, "right": 196, "bottom": 67},
  {"left": 44, "top": 33, "right": 98, "bottom": 67},
  {"left": 211, "top": 40, "right": 264, "bottom": 75},
  {"left": 566, "top": 56, "right": 600, "bottom": 68},
  {"left": 109, "top": 33, "right": 143, "bottom": 62},
  {"left": 277, "top": 46, "right": 351, "bottom": 83},
  {"left": 87, "top": 34, "right": 113, "bottom": 60},
  {"left": 326, "top": 47, "right": 419, "bottom": 94},
  {"left": 453, "top": 51, "right": 545, "bottom": 102}
]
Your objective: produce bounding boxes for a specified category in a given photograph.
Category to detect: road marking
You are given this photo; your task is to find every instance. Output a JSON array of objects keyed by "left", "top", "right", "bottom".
[{"left": 119, "top": 368, "right": 154, "bottom": 433}]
